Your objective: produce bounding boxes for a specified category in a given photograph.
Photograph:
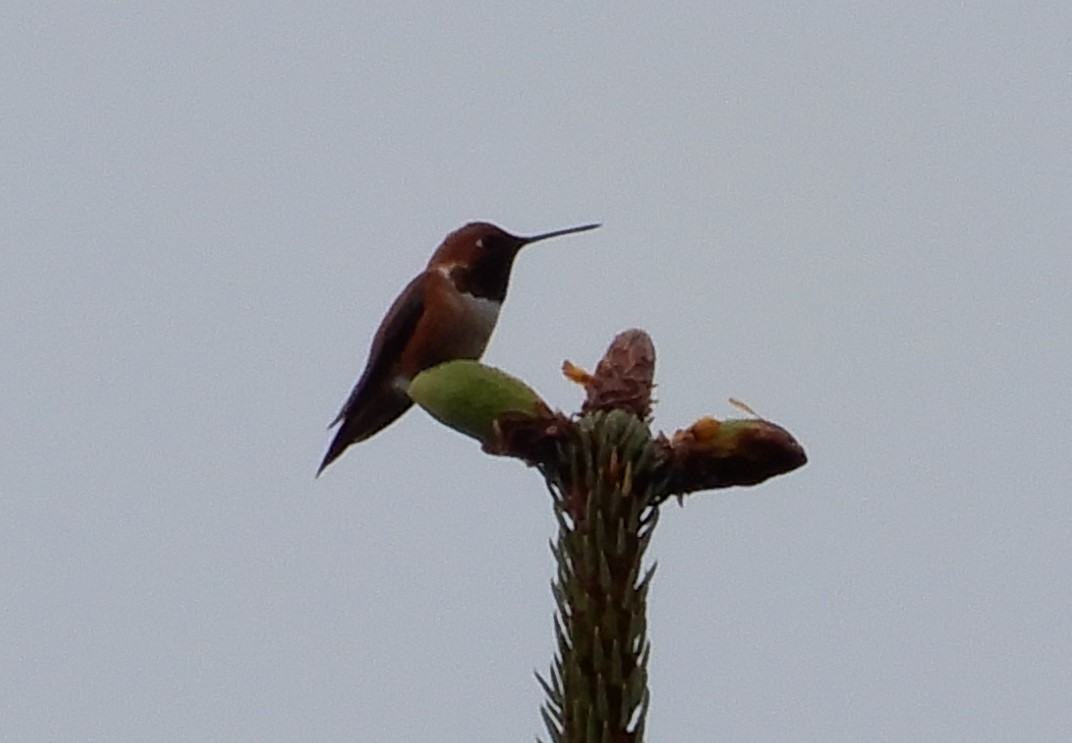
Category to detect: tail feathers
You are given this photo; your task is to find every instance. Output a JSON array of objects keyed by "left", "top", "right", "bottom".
[{"left": 316, "top": 392, "right": 413, "bottom": 476}]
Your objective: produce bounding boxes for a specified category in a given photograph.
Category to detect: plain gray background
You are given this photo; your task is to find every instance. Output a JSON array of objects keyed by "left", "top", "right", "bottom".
[{"left": 4, "top": 3, "right": 1070, "bottom": 741}]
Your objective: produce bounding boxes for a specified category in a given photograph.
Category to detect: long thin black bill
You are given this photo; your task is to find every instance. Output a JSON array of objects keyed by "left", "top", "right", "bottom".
[{"left": 522, "top": 223, "right": 601, "bottom": 245}]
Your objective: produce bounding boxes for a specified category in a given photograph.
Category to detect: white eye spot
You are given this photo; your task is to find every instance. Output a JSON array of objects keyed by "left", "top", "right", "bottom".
[{"left": 475, "top": 238, "right": 484, "bottom": 248}]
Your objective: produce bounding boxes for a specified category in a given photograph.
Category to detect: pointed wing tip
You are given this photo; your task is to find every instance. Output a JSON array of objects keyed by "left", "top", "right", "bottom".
[
  {"left": 316, "top": 450, "right": 338, "bottom": 478},
  {"left": 318, "top": 405, "right": 351, "bottom": 474}
]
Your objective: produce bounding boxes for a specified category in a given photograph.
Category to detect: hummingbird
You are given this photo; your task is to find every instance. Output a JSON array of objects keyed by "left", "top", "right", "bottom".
[{"left": 317, "top": 220, "right": 600, "bottom": 475}]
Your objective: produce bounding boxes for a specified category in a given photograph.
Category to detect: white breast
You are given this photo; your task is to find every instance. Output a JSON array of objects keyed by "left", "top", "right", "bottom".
[
  {"left": 460, "top": 292, "right": 501, "bottom": 336},
  {"left": 434, "top": 264, "right": 503, "bottom": 357}
]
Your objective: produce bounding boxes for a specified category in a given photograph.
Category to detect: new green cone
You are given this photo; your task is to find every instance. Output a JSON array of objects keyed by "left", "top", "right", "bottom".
[{"left": 408, "top": 360, "right": 548, "bottom": 444}]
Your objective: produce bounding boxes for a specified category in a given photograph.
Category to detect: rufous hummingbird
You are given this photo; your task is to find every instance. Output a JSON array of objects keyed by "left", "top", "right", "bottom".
[{"left": 317, "top": 221, "right": 600, "bottom": 474}]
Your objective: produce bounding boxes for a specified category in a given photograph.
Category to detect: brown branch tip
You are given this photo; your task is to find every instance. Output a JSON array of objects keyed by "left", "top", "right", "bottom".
[{"left": 488, "top": 328, "right": 807, "bottom": 496}]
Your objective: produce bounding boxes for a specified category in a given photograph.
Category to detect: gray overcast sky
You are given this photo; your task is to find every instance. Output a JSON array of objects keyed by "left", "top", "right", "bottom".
[{"left": 3, "top": 2, "right": 1070, "bottom": 741}]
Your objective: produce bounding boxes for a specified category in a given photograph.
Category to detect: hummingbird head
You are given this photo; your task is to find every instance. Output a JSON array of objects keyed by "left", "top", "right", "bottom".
[{"left": 428, "top": 221, "right": 600, "bottom": 301}]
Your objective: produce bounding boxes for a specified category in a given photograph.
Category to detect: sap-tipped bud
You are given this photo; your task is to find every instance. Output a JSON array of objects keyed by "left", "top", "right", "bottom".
[{"left": 663, "top": 416, "right": 807, "bottom": 496}]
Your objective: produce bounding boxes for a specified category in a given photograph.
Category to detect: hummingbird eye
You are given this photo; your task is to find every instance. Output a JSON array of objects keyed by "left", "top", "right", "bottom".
[{"left": 475, "top": 238, "right": 484, "bottom": 249}]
